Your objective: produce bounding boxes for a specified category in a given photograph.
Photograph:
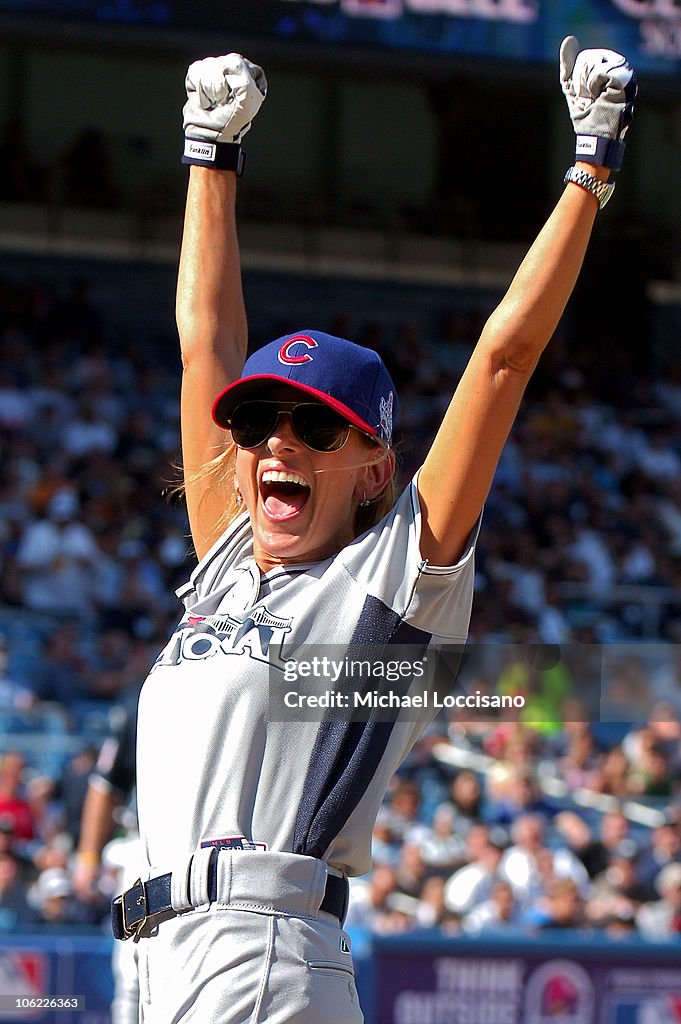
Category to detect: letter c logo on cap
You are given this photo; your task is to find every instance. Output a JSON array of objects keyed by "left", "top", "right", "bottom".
[{"left": 278, "top": 335, "right": 318, "bottom": 365}]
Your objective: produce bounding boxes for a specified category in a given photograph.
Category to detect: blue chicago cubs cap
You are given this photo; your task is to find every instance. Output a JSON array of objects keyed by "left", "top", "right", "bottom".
[{"left": 212, "top": 330, "right": 397, "bottom": 445}]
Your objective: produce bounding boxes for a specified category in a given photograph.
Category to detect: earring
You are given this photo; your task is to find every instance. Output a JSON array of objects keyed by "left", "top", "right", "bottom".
[
  {"left": 235, "top": 492, "right": 243, "bottom": 507},
  {"left": 360, "top": 490, "right": 370, "bottom": 508}
]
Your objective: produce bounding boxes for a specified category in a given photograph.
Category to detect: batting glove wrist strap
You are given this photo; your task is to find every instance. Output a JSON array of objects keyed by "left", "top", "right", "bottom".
[
  {"left": 182, "top": 138, "right": 246, "bottom": 176},
  {"left": 574, "top": 134, "right": 626, "bottom": 172}
]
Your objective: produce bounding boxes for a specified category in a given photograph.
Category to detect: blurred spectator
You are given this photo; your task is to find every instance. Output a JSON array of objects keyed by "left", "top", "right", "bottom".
[
  {"left": 379, "top": 781, "right": 427, "bottom": 844},
  {"left": 444, "top": 824, "right": 507, "bottom": 916},
  {"left": 114, "top": 543, "right": 168, "bottom": 638},
  {"left": 646, "top": 705, "right": 681, "bottom": 768},
  {"left": 61, "top": 398, "right": 118, "bottom": 459},
  {"left": 0, "top": 634, "right": 35, "bottom": 711},
  {"left": 601, "top": 909, "right": 639, "bottom": 939},
  {"left": 554, "top": 810, "right": 595, "bottom": 870},
  {"left": 419, "top": 803, "right": 466, "bottom": 873},
  {"left": 592, "top": 746, "right": 632, "bottom": 799},
  {"left": 637, "top": 820, "right": 681, "bottom": 900},
  {"left": 346, "top": 864, "right": 411, "bottom": 934},
  {"left": 26, "top": 775, "right": 64, "bottom": 847},
  {"left": 30, "top": 623, "right": 92, "bottom": 707},
  {"left": 536, "top": 580, "right": 572, "bottom": 643},
  {"left": 414, "top": 876, "right": 461, "bottom": 932},
  {"left": 636, "top": 427, "right": 681, "bottom": 481},
  {"left": 499, "top": 813, "right": 589, "bottom": 903},
  {"left": 58, "top": 746, "right": 99, "bottom": 844},
  {"left": 531, "top": 878, "right": 588, "bottom": 931},
  {"left": 0, "top": 368, "right": 33, "bottom": 429},
  {"left": 15, "top": 488, "right": 102, "bottom": 617},
  {"left": 554, "top": 725, "right": 603, "bottom": 791},
  {"left": 602, "top": 658, "right": 655, "bottom": 723},
  {"left": 394, "top": 842, "right": 430, "bottom": 901},
  {"left": 438, "top": 769, "right": 484, "bottom": 838},
  {"left": 637, "top": 862, "right": 681, "bottom": 940},
  {"left": 0, "top": 816, "right": 33, "bottom": 884},
  {"left": 0, "top": 850, "right": 35, "bottom": 930},
  {"left": 484, "top": 770, "right": 559, "bottom": 826},
  {"left": 625, "top": 728, "right": 676, "bottom": 798},
  {"left": 586, "top": 840, "right": 648, "bottom": 926},
  {"left": 496, "top": 648, "right": 571, "bottom": 735},
  {"left": 0, "top": 753, "right": 35, "bottom": 841},
  {"left": 577, "top": 810, "right": 632, "bottom": 879},
  {"left": 371, "top": 813, "right": 400, "bottom": 867},
  {"left": 27, "top": 867, "right": 98, "bottom": 928},
  {"left": 463, "top": 879, "right": 524, "bottom": 934}
]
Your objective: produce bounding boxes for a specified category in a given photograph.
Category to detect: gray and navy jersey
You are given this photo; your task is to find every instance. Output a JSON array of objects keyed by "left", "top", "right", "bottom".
[{"left": 135, "top": 477, "right": 478, "bottom": 879}]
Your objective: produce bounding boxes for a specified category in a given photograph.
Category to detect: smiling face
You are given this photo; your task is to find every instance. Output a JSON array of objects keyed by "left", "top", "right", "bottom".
[{"left": 233, "top": 386, "right": 394, "bottom": 572}]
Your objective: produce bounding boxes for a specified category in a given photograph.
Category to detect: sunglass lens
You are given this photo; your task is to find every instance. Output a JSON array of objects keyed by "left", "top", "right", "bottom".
[
  {"left": 230, "top": 402, "right": 279, "bottom": 449},
  {"left": 292, "top": 405, "right": 350, "bottom": 451}
]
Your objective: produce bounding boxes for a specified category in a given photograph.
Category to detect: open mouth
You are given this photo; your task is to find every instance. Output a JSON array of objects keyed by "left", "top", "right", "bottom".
[{"left": 260, "top": 470, "right": 311, "bottom": 521}]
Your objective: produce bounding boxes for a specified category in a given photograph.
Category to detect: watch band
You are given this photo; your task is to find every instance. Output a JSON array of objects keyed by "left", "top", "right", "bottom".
[
  {"left": 182, "top": 138, "right": 246, "bottom": 176},
  {"left": 564, "top": 166, "right": 615, "bottom": 210}
]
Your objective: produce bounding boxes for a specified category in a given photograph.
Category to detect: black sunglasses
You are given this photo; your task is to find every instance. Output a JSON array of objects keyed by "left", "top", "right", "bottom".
[{"left": 228, "top": 400, "right": 355, "bottom": 453}]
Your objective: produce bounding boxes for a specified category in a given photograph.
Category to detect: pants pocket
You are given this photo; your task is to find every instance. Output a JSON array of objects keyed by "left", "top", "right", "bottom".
[
  {"left": 308, "top": 958, "right": 355, "bottom": 979},
  {"left": 256, "top": 916, "right": 363, "bottom": 1024}
]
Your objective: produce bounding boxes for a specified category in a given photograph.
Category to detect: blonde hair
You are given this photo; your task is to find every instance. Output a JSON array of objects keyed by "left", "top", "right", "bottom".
[{"left": 183, "top": 435, "right": 397, "bottom": 541}]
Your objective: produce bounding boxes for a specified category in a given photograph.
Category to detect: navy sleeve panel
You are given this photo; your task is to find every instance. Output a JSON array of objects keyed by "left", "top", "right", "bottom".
[
  {"left": 293, "top": 598, "right": 430, "bottom": 859},
  {"left": 93, "top": 687, "right": 139, "bottom": 798}
]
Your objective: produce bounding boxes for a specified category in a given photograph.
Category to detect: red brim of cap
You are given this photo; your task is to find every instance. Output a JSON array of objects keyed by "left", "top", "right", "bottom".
[{"left": 212, "top": 374, "right": 378, "bottom": 437}]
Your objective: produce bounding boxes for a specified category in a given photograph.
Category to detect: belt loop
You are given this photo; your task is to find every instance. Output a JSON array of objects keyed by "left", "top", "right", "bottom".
[
  {"left": 189, "top": 846, "right": 214, "bottom": 913},
  {"left": 215, "top": 847, "right": 233, "bottom": 908},
  {"left": 170, "top": 854, "right": 193, "bottom": 913},
  {"left": 309, "top": 858, "right": 328, "bottom": 918}
]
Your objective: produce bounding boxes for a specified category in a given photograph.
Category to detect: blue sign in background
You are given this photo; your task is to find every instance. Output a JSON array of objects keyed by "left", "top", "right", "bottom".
[
  {"left": 2, "top": 930, "right": 681, "bottom": 1024},
  {"left": 0, "top": 0, "right": 679, "bottom": 74}
]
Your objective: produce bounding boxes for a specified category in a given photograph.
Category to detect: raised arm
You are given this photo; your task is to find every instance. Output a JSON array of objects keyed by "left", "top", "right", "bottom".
[
  {"left": 417, "top": 37, "right": 637, "bottom": 567},
  {"left": 176, "top": 55, "right": 267, "bottom": 558}
]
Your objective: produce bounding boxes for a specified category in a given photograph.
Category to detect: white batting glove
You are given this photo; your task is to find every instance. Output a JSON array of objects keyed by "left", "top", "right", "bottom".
[
  {"left": 560, "top": 35, "right": 637, "bottom": 171},
  {"left": 182, "top": 54, "right": 267, "bottom": 174}
]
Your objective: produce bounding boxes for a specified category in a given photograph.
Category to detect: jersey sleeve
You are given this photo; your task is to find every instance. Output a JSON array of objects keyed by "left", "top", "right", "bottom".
[
  {"left": 89, "top": 692, "right": 138, "bottom": 798},
  {"left": 176, "top": 512, "right": 253, "bottom": 608},
  {"left": 338, "top": 473, "right": 479, "bottom": 641}
]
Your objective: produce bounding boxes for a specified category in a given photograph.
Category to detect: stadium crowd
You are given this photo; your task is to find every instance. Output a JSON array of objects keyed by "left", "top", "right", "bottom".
[{"left": 0, "top": 270, "right": 680, "bottom": 941}]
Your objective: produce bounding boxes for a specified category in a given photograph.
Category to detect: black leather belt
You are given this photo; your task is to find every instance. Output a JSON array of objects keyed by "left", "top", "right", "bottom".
[{"left": 111, "top": 853, "right": 349, "bottom": 940}]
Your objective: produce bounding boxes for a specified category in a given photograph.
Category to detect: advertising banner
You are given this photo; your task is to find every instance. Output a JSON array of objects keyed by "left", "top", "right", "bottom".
[
  {"left": 372, "top": 935, "right": 681, "bottom": 1024},
  {"left": 0, "top": 937, "right": 113, "bottom": 1024},
  {"left": 0, "top": 931, "right": 680, "bottom": 1024}
]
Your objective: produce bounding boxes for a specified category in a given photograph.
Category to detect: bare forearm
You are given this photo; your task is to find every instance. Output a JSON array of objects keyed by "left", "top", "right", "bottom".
[
  {"left": 481, "top": 162, "right": 609, "bottom": 376},
  {"left": 176, "top": 166, "right": 248, "bottom": 377},
  {"left": 77, "top": 783, "right": 118, "bottom": 862}
]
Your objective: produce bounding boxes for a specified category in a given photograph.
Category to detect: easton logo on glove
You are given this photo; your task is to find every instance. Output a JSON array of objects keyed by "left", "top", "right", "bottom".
[{"left": 185, "top": 139, "right": 216, "bottom": 162}]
